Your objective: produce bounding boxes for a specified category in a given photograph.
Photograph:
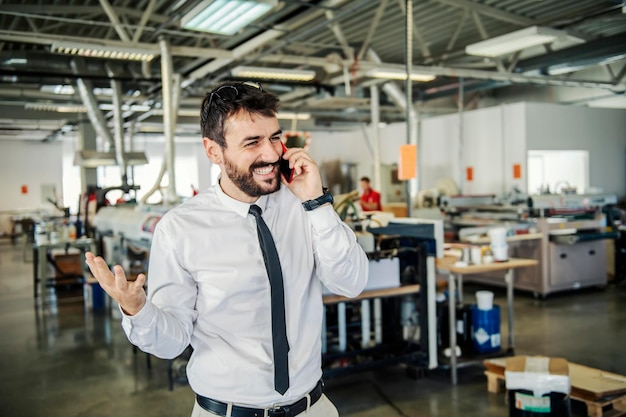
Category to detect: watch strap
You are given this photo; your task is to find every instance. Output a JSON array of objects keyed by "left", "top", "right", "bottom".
[{"left": 302, "top": 187, "right": 334, "bottom": 211}]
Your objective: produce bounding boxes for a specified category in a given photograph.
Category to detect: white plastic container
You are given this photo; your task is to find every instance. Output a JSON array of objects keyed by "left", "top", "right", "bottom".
[
  {"left": 492, "top": 245, "right": 509, "bottom": 262},
  {"left": 488, "top": 227, "right": 508, "bottom": 246},
  {"left": 476, "top": 290, "right": 494, "bottom": 310}
]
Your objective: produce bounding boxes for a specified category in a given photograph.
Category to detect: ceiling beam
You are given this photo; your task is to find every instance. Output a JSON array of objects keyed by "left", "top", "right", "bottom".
[
  {"left": 324, "top": 9, "right": 355, "bottom": 62},
  {"left": 432, "top": 0, "right": 536, "bottom": 26},
  {"left": 0, "top": 6, "right": 168, "bottom": 23},
  {"left": 357, "top": 0, "right": 389, "bottom": 62},
  {"left": 132, "top": 0, "right": 158, "bottom": 43},
  {"left": 613, "top": 62, "right": 626, "bottom": 84},
  {"left": 330, "top": 60, "right": 624, "bottom": 91},
  {"left": 439, "top": 8, "right": 468, "bottom": 64},
  {"left": 98, "top": 0, "right": 131, "bottom": 43}
]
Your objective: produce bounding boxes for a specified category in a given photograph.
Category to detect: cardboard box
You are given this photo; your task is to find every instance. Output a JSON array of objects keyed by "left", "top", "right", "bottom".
[
  {"left": 486, "top": 357, "right": 626, "bottom": 400},
  {"left": 53, "top": 253, "right": 84, "bottom": 278},
  {"left": 505, "top": 356, "right": 571, "bottom": 416},
  {"left": 506, "top": 356, "right": 570, "bottom": 396}
]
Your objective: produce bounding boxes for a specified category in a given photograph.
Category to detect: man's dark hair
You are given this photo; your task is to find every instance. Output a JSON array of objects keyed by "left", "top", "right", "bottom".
[
  {"left": 360, "top": 176, "right": 371, "bottom": 183},
  {"left": 200, "top": 81, "right": 279, "bottom": 148}
]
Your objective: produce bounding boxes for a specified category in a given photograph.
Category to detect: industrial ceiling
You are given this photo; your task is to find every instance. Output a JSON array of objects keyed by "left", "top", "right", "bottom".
[{"left": 0, "top": 0, "right": 625, "bottom": 143}]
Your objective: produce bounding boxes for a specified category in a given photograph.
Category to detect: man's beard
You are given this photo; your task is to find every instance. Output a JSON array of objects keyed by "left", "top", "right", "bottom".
[{"left": 223, "top": 154, "right": 281, "bottom": 198}]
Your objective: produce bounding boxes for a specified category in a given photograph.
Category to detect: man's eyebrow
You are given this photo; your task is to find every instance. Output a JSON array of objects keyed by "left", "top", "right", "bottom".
[
  {"left": 239, "top": 129, "right": 283, "bottom": 144},
  {"left": 240, "top": 134, "right": 262, "bottom": 144}
]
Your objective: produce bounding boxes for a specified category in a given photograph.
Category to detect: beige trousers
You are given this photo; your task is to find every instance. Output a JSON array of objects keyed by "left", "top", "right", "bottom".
[{"left": 191, "top": 394, "right": 339, "bottom": 417}]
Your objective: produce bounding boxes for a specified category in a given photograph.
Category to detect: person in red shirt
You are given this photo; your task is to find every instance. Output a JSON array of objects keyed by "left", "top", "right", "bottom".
[{"left": 359, "top": 176, "right": 382, "bottom": 211}]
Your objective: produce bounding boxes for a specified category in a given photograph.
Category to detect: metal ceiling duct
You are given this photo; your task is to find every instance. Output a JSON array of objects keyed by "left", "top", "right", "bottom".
[
  {"left": 514, "top": 33, "right": 626, "bottom": 77},
  {"left": 74, "top": 150, "right": 148, "bottom": 168}
]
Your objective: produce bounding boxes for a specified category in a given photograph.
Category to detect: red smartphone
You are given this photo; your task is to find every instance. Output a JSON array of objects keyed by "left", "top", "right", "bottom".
[{"left": 280, "top": 142, "right": 295, "bottom": 183}]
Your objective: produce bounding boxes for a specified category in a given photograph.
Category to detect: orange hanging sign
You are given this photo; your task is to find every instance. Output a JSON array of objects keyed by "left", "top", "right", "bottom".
[
  {"left": 398, "top": 144, "right": 417, "bottom": 180},
  {"left": 513, "top": 163, "right": 522, "bottom": 179},
  {"left": 466, "top": 167, "right": 474, "bottom": 182}
]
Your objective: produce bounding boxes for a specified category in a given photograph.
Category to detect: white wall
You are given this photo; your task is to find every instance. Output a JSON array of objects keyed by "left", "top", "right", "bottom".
[
  {"left": 419, "top": 104, "right": 529, "bottom": 195},
  {"left": 420, "top": 113, "right": 460, "bottom": 192},
  {"left": 502, "top": 103, "right": 528, "bottom": 193},
  {"left": 524, "top": 103, "right": 626, "bottom": 195},
  {"left": 0, "top": 141, "right": 63, "bottom": 212},
  {"left": 461, "top": 106, "right": 506, "bottom": 195},
  {"left": 419, "top": 102, "right": 626, "bottom": 197},
  {"left": 0, "top": 141, "right": 64, "bottom": 234}
]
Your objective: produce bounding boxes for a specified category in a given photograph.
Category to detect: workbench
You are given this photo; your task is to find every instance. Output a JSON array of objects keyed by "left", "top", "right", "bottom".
[
  {"left": 436, "top": 256, "right": 538, "bottom": 384},
  {"left": 33, "top": 238, "right": 95, "bottom": 305},
  {"left": 321, "top": 283, "right": 427, "bottom": 378}
]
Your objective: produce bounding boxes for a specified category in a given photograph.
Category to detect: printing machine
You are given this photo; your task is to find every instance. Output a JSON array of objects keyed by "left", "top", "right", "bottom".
[
  {"left": 440, "top": 193, "right": 619, "bottom": 297},
  {"left": 322, "top": 216, "right": 443, "bottom": 378},
  {"left": 524, "top": 193, "right": 619, "bottom": 297},
  {"left": 92, "top": 204, "right": 170, "bottom": 276}
]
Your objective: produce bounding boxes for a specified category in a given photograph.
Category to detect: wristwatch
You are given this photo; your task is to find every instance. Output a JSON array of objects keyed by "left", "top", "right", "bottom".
[{"left": 302, "top": 187, "right": 334, "bottom": 211}]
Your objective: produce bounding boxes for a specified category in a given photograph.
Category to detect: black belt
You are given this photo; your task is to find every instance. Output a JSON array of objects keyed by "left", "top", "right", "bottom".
[{"left": 196, "top": 380, "right": 324, "bottom": 417}]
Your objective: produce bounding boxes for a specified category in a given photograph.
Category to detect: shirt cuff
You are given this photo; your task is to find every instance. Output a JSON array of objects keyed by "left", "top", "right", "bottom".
[
  {"left": 121, "top": 299, "right": 155, "bottom": 328},
  {"left": 305, "top": 204, "right": 338, "bottom": 231}
]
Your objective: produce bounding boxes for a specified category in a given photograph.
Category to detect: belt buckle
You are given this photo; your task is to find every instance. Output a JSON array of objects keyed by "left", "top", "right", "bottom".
[{"left": 268, "top": 406, "right": 287, "bottom": 417}]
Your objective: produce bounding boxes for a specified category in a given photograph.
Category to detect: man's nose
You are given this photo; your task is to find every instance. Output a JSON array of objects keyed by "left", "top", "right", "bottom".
[{"left": 260, "top": 139, "right": 281, "bottom": 162}]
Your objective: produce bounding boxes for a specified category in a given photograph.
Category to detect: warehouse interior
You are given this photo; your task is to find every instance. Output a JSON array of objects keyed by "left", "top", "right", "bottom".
[{"left": 1, "top": 1, "right": 626, "bottom": 416}]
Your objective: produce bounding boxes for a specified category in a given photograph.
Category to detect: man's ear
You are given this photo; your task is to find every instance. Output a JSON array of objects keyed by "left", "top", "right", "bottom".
[{"left": 203, "top": 137, "right": 222, "bottom": 164}]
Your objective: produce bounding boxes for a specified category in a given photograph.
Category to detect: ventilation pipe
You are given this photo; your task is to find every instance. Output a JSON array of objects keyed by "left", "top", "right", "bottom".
[
  {"left": 70, "top": 58, "right": 114, "bottom": 149},
  {"left": 370, "top": 85, "right": 382, "bottom": 195},
  {"left": 160, "top": 37, "right": 179, "bottom": 204},
  {"left": 105, "top": 64, "right": 127, "bottom": 178},
  {"left": 142, "top": 38, "right": 181, "bottom": 205}
]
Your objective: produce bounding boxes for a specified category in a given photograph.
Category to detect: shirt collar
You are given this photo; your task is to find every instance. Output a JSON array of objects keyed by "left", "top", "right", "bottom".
[{"left": 214, "top": 183, "right": 270, "bottom": 218}]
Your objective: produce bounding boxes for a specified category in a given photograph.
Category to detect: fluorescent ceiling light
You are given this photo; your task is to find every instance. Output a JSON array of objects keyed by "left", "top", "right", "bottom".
[
  {"left": 51, "top": 41, "right": 156, "bottom": 61},
  {"left": 40, "top": 85, "right": 75, "bottom": 95},
  {"left": 25, "top": 103, "right": 86, "bottom": 113},
  {"left": 367, "top": 69, "right": 435, "bottom": 82},
  {"left": 150, "top": 108, "right": 199, "bottom": 117},
  {"left": 0, "top": 118, "right": 67, "bottom": 130},
  {"left": 177, "top": 109, "right": 200, "bottom": 117},
  {"left": 25, "top": 102, "right": 152, "bottom": 113},
  {"left": 277, "top": 112, "right": 311, "bottom": 120},
  {"left": 99, "top": 103, "right": 152, "bottom": 112},
  {"left": 181, "top": 0, "right": 277, "bottom": 36},
  {"left": 465, "top": 26, "right": 571, "bottom": 57},
  {"left": 4, "top": 58, "right": 27, "bottom": 65},
  {"left": 232, "top": 66, "right": 316, "bottom": 81}
]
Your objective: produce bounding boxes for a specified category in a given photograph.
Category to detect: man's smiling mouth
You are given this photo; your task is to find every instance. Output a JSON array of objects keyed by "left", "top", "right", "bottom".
[{"left": 253, "top": 165, "right": 276, "bottom": 175}]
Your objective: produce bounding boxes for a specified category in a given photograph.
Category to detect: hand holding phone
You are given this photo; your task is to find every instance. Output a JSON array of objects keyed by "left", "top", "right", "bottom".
[{"left": 280, "top": 142, "right": 295, "bottom": 183}]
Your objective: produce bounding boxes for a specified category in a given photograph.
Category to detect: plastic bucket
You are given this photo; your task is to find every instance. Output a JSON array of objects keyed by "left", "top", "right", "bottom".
[
  {"left": 488, "top": 227, "right": 508, "bottom": 246},
  {"left": 438, "top": 303, "right": 475, "bottom": 356},
  {"left": 84, "top": 281, "right": 106, "bottom": 311},
  {"left": 471, "top": 304, "right": 501, "bottom": 353},
  {"left": 92, "top": 283, "right": 105, "bottom": 310},
  {"left": 476, "top": 290, "right": 494, "bottom": 310}
]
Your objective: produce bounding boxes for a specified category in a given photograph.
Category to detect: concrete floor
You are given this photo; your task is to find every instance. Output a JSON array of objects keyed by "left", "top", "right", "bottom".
[{"left": 1, "top": 240, "right": 625, "bottom": 417}]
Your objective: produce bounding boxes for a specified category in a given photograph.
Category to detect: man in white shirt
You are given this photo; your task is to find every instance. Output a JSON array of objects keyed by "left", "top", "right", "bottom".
[{"left": 85, "top": 81, "right": 369, "bottom": 417}]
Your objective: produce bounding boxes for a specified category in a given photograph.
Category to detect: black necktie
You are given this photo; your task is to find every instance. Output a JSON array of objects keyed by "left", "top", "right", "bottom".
[{"left": 249, "top": 204, "right": 290, "bottom": 395}]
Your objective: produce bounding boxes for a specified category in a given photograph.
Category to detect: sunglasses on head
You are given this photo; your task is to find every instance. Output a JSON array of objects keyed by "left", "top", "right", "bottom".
[{"left": 206, "top": 81, "right": 263, "bottom": 111}]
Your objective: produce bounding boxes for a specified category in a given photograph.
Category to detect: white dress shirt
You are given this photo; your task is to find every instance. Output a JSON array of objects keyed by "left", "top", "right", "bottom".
[{"left": 122, "top": 184, "right": 368, "bottom": 407}]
